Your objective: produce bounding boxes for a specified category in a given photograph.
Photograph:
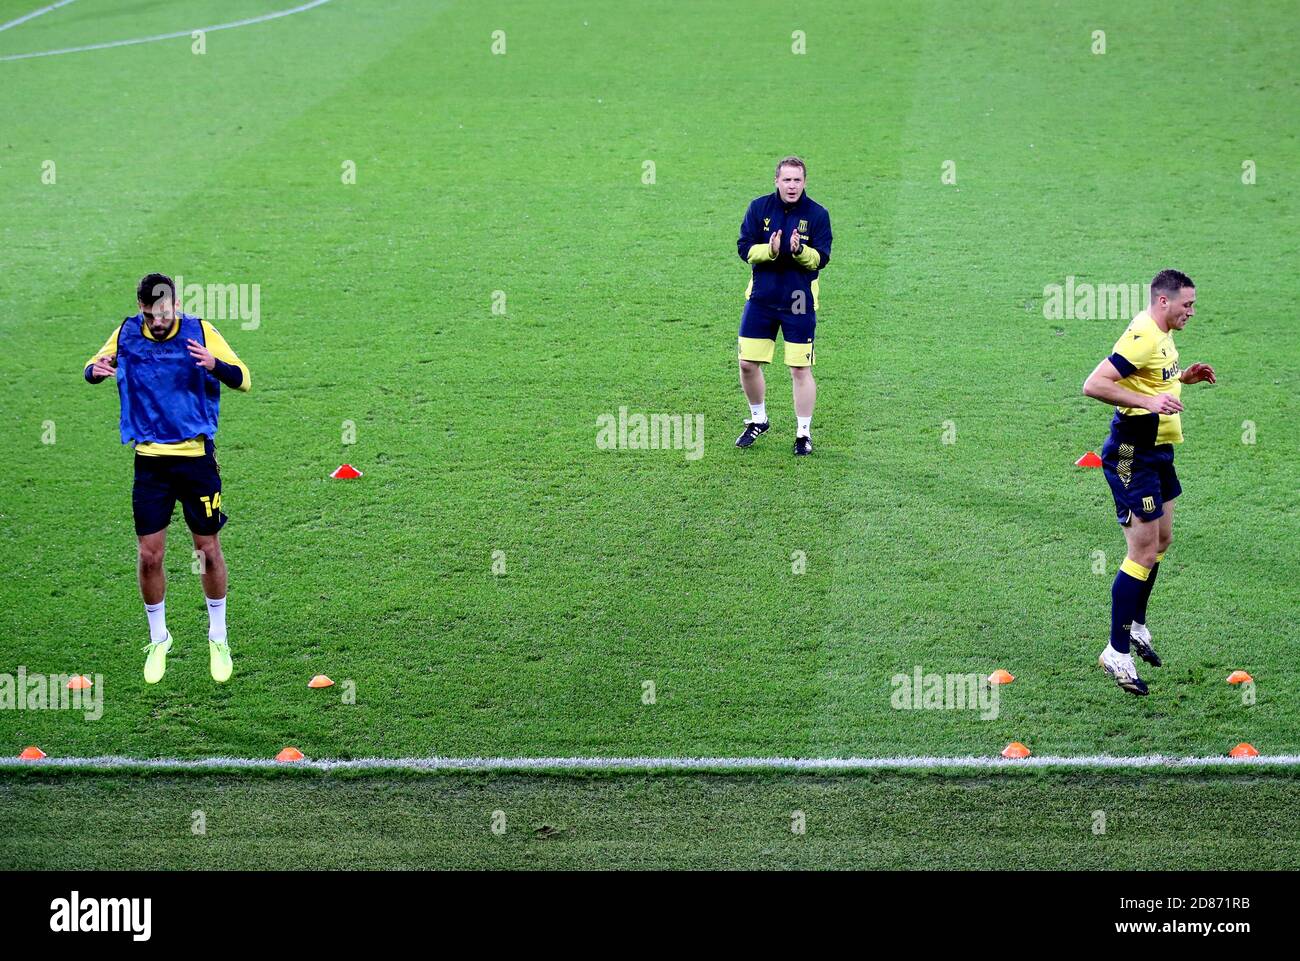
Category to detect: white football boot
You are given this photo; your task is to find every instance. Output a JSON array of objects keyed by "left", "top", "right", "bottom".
[
  {"left": 1129, "top": 622, "right": 1162, "bottom": 667},
  {"left": 1099, "top": 644, "right": 1149, "bottom": 696}
]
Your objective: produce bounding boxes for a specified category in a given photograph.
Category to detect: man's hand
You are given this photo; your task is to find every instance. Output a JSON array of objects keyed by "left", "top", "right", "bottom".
[
  {"left": 769, "top": 229, "right": 782, "bottom": 257},
  {"left": 1144, "top": 393, "right": 1184, "bottom": 415},
  {"left": 1181, "top": 362, "right": 1216, "bottom": 385},
  {"left": 790, "top": 228, "right": 802, "bottom": 255},
  {"left": 89, "top": 355, "right": 117, "bottom": 380},
  {"left": 186, "top": 338, "right": 216, "bottom": 370}
]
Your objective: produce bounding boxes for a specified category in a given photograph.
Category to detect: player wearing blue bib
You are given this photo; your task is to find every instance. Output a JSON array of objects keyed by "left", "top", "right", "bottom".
[
  {"left": 84, "top": 274, "right": 251, "bottom": 684},
  {"left": 1082, "top": 269, "right": 1216, "bottom": 696}
]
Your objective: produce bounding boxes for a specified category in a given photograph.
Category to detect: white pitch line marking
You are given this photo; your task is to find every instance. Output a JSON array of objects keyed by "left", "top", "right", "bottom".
[
  {"left": 0, "top": 0, "right": 335, "bottom": 62},
  {"left": 2, "top": 754, "right": 1299, "bottom": 772},
  {"left": 0, "top": 0, "right": 79, "bottom": 34}
]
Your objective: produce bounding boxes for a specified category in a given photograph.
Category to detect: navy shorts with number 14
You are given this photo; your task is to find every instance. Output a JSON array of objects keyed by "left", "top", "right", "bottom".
[{"left": 132, "top": 437, "right": 227, "bottom": 536}]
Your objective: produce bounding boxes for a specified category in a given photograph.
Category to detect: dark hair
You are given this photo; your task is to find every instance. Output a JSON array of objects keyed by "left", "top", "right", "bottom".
[
  {"left": 1150, "top": 269, "right": 1194, "bottom": 299},
  {"left": 137, "top": 273, "right": 176, "bottom": 307},
  {"left": 775, "top": 155, "right": 806, "bottom": 178}
]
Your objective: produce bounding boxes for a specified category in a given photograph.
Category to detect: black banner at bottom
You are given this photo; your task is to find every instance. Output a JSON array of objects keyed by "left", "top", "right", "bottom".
[{"left": 2, "top": 870, "right": 1282, "bottom": 946}]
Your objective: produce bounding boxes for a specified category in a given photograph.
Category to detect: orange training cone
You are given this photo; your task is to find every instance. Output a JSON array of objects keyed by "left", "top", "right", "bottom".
[
  {"left": 1227, "top": 670, "right": 1253, "bottom": 685},
  {"left": 330, "top": 464, "right": 362, "bottom": 479},
  {"left": 988, "top": 669, "right": 1015, "bottom": 685},
  {"left": 66, "top": 675, "right": 93, "bottom": 690},
  {"left": 1229, "top": 742, "right": 1259, "bottom": 758},
  {"left": 308, "top": 675, "right": 334, "bottom": 689},
  {"left": 275, "top": 747, "right": 305, "bottom": 762},
  {"left": 1076, "top": 451, "right": 1103, "bottom": 468},
  {"left": 1001, "top": 741, "right": 1031, "bottom": 759},
  {"left": 19, "top": 746, "right": 46, "bottom": 760}
]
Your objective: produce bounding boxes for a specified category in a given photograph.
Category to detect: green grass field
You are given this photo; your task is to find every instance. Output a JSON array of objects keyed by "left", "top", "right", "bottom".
[
  {"left": 5, "top": 768, "right": 1300, "bottom": 870},
  {"left": 1, "top": 0, "right": 1297, "bottom": 869}
]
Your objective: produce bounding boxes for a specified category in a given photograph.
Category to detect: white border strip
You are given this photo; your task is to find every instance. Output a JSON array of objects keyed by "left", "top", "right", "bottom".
[
  {"left": 0, "top": 0, "right": 335, "bottom": 62},
  {"left": 0, "top": 0, "right": 79, "bottom": 34},
  {"left": 3, "top": 754, "right": 1299, "bottom": 772}
]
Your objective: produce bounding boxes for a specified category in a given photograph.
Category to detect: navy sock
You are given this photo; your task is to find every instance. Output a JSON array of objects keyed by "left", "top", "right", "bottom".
[
  {"left": 1135, "top": 560, "right": 1160, "bottom": 623},
  {"left": 1110, "top": 559, "right": 1151, "bottom": 653}
]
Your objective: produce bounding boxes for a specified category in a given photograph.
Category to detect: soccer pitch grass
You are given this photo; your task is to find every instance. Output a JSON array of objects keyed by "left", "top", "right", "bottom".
[
  {"left": 4, "top": 769, "right": 1300, "bottom": 870},
  {"left": 1, "top": 0, "right": 1297, "bottom": 869}
]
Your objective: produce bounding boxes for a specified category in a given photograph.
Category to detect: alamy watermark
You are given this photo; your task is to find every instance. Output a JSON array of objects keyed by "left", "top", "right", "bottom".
[
  {"left": 596, "top": 407, "right": 704, "bottom": 460},
  {"left": 890, "top": 666, "right": 999, "bottom": 720},
  {"left": 50, "top": 892, "right": 150, "bottom": 941},
  {"left": 1042, "top": 276, "right": 1148, "bottom": 321},
  {"left": 172, "top": 274, "right": 261, "bottom": 330},
  {"left": 1, "top": 667, "right": 102, "bottom": 720}
]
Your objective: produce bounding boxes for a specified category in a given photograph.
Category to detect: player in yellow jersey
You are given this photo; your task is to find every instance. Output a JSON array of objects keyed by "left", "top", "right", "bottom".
[
  {"left": 85, "top": 274, "right": 251, "bottom": 684},
  {"left": 1082, "top": 269, "right": 1216, "bottom": 695}
]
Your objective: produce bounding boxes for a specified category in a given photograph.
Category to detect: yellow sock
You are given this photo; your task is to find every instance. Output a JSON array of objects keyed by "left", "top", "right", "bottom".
[{"left": 1120, "top": 557, "right": 1151, "bottom": 581}]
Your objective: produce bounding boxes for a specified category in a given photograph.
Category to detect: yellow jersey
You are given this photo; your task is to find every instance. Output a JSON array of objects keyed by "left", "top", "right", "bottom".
[{"left": 1108, "top": 310, "right": 1182, "bottom": 445}]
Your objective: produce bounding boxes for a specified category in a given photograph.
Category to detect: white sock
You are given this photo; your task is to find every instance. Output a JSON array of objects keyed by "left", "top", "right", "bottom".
[
  {"left": 145, "top": 600, "right": 168, "bottom": 643},
  {"left": 796, "top": 415, "right": 812, "bottom": 437},
  {"left": 749, "top": 402, "right": 767, "bottom": 423},
  {"left": 206, "top": 595, "right": 227, "bottom": 642}
]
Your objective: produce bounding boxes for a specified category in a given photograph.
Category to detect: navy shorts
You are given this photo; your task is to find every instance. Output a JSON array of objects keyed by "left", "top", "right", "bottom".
[
  {"left": 132, "top": 438, "right": 226, "bottom": 537},
  {"left": 1100, "top": 436, "right": 1181, "bottom": 526},
  {"left": 737, "top": 300, "right": 816, "bottom": 367}
]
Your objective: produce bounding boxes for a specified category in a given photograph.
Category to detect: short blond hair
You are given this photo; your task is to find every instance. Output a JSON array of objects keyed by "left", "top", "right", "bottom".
[{"left": 775, "top": 155, "right": 806, "bottom": 178}]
